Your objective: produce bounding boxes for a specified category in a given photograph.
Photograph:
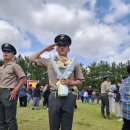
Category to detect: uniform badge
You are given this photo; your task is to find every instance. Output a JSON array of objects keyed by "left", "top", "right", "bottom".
[
  {"left": 60, "top": 34, "right": 65, "bottom": 39},
  {"left": 5, "top": 43, "right": 9, "bottom": 47}
]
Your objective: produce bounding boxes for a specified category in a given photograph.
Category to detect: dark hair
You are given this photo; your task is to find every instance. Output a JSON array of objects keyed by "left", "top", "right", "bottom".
[
  {"left": 103, "top": 77, "right": 108, "bottom": 81},
  {"left": 127, "top": 64, "right": 130, "bottom": 74},
  {"left": 36, "top": 83, "right": 40, "bottom": 88},
  {"left": 111, "top": 80, "right": 115, "bottom": 85},
  {"left": 122, "top": 76, "right": 127, "bottom": 80},
  {"left": 47, "top": 86, "right": 50, "bottom": 90}
]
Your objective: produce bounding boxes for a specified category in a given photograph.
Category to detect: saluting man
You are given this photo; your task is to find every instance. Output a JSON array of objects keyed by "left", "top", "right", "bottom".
[
  {"left": 30, "top": 34, "right": 84, "bottom": 130},
  {"left": 0, "top": 43, "right": 26, "bottom": 130}
]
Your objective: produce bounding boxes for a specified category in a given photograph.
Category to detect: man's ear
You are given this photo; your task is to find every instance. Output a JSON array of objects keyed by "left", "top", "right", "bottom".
[
  {"left": 68, "top": 47, "right": 70, "bottom": 52},
  {"left": 56, "top": 46, "right": 58, "bottom": 51},
  {"left": 13, "top": 55, "right": 16, "bottom": 61}
]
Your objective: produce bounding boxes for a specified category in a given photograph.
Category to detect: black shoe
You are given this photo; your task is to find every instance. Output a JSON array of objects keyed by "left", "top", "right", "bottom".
[
  {"left": 106, "top": 115, "right": 111, "bottom": 119},
  {"left": 102, "top": 115, "right": 106, "bottom": 118}
]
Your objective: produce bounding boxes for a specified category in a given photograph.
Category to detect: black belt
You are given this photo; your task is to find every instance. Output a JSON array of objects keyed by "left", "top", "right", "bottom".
[
  {"left": 0, "top": 88, "right": 14, "bottom": 90},
  {"left": 101, "top": 93, "right": 108, "bottom": 95},
  {"left": 51, "top": 90, "right": 72, "bottom": 98}
]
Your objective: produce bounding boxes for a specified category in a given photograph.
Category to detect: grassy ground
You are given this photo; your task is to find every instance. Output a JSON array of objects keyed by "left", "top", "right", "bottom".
[{"left": 17, "top": 100, "right": 123, "bottom": 130}]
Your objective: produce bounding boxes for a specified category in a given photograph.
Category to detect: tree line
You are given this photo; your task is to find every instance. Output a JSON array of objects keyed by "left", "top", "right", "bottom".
[{"left": 0, "top": 55, "right": 129, "bottom": 90}]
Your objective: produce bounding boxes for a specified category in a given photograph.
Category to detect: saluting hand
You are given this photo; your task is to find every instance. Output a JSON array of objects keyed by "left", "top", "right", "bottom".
[
  {"left": 9, "top": 89, "right": 17, "bottom": 101},
  {"left": 44, "top": 43, "right": 57, "bottom": 52}
]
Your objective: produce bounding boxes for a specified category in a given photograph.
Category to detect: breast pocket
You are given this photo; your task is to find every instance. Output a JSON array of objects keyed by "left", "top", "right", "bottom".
[{"left": 4, "top": 70, "right": 14, "bottom": 78}]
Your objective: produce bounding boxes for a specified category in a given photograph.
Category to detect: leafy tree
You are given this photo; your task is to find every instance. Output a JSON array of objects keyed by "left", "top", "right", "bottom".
[{"left": 0, "top": 55, "right": 129, "bottom": 90}]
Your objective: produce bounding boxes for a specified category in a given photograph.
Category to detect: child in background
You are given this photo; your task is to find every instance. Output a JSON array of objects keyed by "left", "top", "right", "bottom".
[
  {"left": 83, "top": 90, "right": 88, "bottom": 103},
  {"left": 43, "top": 86, "right": 51, "bottom": 109},
  {"left": 32, "top": 84, "right": 41, "bottom": 110}
]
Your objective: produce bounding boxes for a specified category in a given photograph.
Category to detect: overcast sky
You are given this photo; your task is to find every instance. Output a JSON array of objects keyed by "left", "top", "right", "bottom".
[{"left": 0, "top": 0, "right": 130, "bottom": 65}]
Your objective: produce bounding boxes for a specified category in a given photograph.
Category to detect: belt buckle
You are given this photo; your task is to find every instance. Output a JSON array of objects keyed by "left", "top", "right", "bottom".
[{"left": 8, "top": 88, "right": 14, "bottom": 91}]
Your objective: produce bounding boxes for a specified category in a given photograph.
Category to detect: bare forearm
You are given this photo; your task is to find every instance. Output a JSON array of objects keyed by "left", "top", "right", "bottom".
[
  {"left": 60, "top": 79, "right": 83, "bottom": 86},
  {"left": 69, "top": 80, "right": 83, "bottom": 86},
  {"left": 14, "top": 77, "right": 26, "bottom": 92},
  {"left": 30, "top": 49, "right": 46, "bottom": 62},
  {"left": 30, "top": 43, "right": 56, "bottom": 62}
]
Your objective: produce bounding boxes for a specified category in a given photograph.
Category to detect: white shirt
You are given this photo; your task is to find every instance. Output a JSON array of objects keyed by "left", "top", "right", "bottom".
[{"left": 83, "top": 91, "right": 88, "bottom": 97}]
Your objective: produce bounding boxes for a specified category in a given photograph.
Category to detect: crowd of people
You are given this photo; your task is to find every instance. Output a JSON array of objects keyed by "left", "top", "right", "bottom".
[
  {"left": 76, "top": 72, "right": 130, "bottom": 130},
  {"left": 18, "top": 83, "right": 51, "bottom": 110},
  {"left": 79, "top": 86, "right": 96, "bottom": 104}
]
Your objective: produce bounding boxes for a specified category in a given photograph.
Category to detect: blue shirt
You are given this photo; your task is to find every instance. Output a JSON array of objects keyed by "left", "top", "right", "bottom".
[
  {"left": 33, "top": 87, "right": 41, "bottom": 97},
  {"left": 80, "top": 90, "right": 84, "bottom": 97},
  {"left": 120, "top": 76, "right": 130, "bottom": 120},
  {"left": 18, "top": 86, "right": 27, "bottom": 97},
  {"left": 28, "top": 88, "right": 32, "bottom": 95}
]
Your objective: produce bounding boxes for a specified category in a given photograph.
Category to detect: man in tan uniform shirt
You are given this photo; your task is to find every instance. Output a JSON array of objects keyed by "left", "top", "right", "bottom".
[
  {"left": 30, "top": 34, "right": 84, "bottom": 130},
  {"left": 0, "top": 43, "right": 26, "bottom": 130},
  {"left": 100, "top": 75, "right": 111, "bottom": 119}
]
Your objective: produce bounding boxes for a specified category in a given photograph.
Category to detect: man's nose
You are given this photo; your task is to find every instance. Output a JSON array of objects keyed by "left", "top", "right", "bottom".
[{"left": 60, "top": 46, "right": 65, "bottom": 49}]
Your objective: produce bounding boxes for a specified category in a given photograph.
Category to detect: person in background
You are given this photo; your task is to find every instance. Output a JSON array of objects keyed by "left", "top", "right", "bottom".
[
  {"left": 114, "top": 82, "right": 122, "bottom": 121},
  {"left": 80, "top": 89, "right": 84, "bottom": 103},
  {"left": 43, "top": 86, "right": 51, "bottom": 109},
  {"left": 83, "top": 89, "right": 88, "bottom": 104},
  {"left": 109, "top": 82, "right": 116, "bottom": 113},
  {"left": 92, "top": 90, "right": 96, "bottom": 104},
  {"left": 18, "top": 85, "right": 27, "bottom": 107},
  {"left": 120, "top": 65, "right": 130, "bottom": 130},
  {"left": 72, "top": 86, "right": 79, "bottom": 109},
  {"left": 32, "top": 83, "right": 41, "bottom": 110},
  {"left": 77, "top": 91, "right": 80, "bottom": 100},
  {"left": 27, "top": 84, "right": 33, "bottom": 105},
  {"left": 87, "top": 86, "right": 94, "bottom": 104},
  {"left": 100, "top": 75, "right": 111, "bottom": 119},
  {"left": 42, "top": 83, "right": 49, "bottom": 93},
  {"left": 117, "top": 77, "right": 127, "bottom": 122},
  {"left": 96, "top": 90, "right": 101, "bottom": 104}
]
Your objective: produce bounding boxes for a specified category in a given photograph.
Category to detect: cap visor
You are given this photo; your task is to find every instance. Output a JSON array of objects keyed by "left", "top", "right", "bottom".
[{"left": 57, "top": 42, "right": 68, "bottom": 46}]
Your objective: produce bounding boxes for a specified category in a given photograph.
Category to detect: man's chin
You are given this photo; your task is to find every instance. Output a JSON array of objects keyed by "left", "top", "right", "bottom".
[{"left": 59, "top": 54, "right": 67, "bottom": 56}]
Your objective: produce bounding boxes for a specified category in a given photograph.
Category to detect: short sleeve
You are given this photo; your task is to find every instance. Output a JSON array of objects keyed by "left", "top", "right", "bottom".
[
  {"left": 74, "top": 64, "right": 84, "bottom": 80},
  {"left": 34, "top": 57, "right": 49, "bottom": 67},
  {"left": 13, "top": 64, "right": 26, "bottom": 79}
]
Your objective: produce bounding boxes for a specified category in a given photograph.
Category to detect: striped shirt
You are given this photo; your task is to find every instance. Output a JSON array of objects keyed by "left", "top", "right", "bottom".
[{"left": 120, "top": 76, "right": 130, "bottom": 120}]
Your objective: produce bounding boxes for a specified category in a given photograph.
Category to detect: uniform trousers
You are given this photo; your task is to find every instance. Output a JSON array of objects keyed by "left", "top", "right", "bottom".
[
  {"left": 0, "top": 88, "right": 18, "bottom": 130},
  {"left": 101, "top": 93, "right": 110, "bottom": 116},
  {"left": 48, "top": 92, "right": 75, "bottom": 130}
]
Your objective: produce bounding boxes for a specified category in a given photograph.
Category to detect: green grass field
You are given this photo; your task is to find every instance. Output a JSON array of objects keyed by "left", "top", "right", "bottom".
[{"left": 17, "top": 100, "right": 123, "bottom": 130}]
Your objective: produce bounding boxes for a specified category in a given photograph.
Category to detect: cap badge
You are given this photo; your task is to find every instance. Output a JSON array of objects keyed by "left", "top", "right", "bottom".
[
  {"left": 5, "top": 43, "right": 9, "bottom": 47},
  {"left": 60, "top": 34, "right": 65, "bottom": 40}
]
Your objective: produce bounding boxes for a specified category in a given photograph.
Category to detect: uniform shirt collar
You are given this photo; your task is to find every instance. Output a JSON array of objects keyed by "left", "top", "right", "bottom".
[{"left": 3, "top": 61, "right": 14, "bottom": 68}]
